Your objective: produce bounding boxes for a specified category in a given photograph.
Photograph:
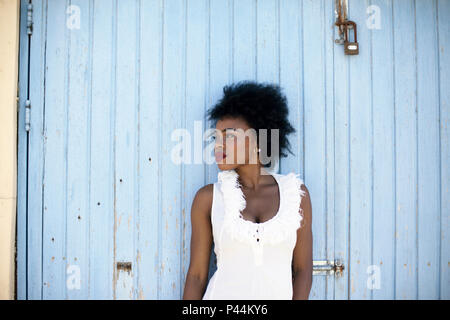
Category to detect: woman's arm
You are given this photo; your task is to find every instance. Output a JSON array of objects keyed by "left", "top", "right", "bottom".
[
  {"left": 292, "top": 184, "right": 313, "bottom": 300},
  {"left": 182, "top": 184, "right": 214, "bottom": 300}
]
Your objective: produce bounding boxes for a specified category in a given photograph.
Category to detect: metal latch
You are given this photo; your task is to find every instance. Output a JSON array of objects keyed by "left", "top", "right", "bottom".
[
  {"left": 25, "top": 100, "right": 31, "bottom": 132},
  {"left": 313, "top": 259, "right": 345, "bottom": 277},
  {"left": 27, "top": 3, "right": 33, "bottom": 35}
]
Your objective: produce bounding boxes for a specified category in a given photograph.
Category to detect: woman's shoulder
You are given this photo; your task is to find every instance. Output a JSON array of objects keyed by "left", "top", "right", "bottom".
[
  {"left": 276, "top": 171, "right": 308, "bottom": 198},
  {"left": 276, "top": 171, "right": 305, "bottom": 184},
  {"left": 195, "top": 183, "right": 214, "bottom": 205},
  {"left": 191, "top": 183, "right": 214, "bottom": 219}
]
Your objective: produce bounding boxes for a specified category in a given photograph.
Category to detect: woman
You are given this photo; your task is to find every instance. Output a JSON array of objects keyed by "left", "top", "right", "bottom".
[{"left": 183, "top": 81, "right": 312, "bottom": 300}]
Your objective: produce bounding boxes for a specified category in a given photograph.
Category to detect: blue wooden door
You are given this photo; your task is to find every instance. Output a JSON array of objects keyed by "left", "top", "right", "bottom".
[{"left": 17, "top": 0, "right": 449, "bottom": 300}]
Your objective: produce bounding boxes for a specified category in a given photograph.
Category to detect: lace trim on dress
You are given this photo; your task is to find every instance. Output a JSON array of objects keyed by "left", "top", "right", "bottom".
[{"left": 218, "top": 169, "right": 306, "bottom": 245}]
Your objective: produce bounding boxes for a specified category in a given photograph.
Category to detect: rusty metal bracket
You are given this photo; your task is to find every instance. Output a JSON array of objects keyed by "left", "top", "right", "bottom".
[
  {"left": 334, "top": 0, "right": 348, "bottom": 44},
  {"left": 334, "top": 0, "right": 359, "bottom": 55},
  {"left": 116, "top": 261, "right": 132, "bottom": 274}
]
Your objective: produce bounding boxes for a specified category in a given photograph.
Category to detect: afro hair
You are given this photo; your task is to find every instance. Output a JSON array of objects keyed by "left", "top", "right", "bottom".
[{"left": 206, "top": 80, "right": 296, "bottom": 167}]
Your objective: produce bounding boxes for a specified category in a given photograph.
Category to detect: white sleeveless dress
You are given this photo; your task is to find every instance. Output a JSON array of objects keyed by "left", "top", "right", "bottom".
[{"left": 202, "top": 169, "right": 306, "bottom": 300}]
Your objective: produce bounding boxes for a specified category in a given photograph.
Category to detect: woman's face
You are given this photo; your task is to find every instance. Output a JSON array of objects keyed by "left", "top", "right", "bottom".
[{"left": 213, "top": 117, "right": 259, "bottom": 171}]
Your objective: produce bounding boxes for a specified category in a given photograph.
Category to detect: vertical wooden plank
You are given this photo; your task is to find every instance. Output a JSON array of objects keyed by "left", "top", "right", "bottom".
[
  {"left": 160, "top": 0, "right": 184, "bottom": 299},
  {"left": 65, "top": 0, "right": 91, "bottom": 299},
  {"left": 182, "top": 0, "right": 208, "bottom": 299},
  {"left": 256, "top": 0, "right": 278, "bottom": 84},
  {"left": 437, "top": 0, "right": 450, "bottom": 300},
  {"left": 348, "top": 0, "right": 372, "bottom": 299},
  {"left": 21, "top": 0, "right": 47, "bottom": 300},
  {"left": 334, "top": 0, "right": 351, "bottom": 301},
  {"left": 207, "top": 0, "right": 232, "bottom": 279},
  {"left": 89, "top": 0, "right": 115, "bottom": 299},
  {"left": 371, "top": 0, "right": 395, "bottom": 299},
  {"left": 416, "top": 0, "right": 440, "bottom": 300},
  {"left": 209, "top": 0, "right": 233, "bottom": 190},
  {"left": 303, "top": 0, "right": 327, "bottom": 300},
  {"left": 137, "top": 0, "right": 163, "bottom": 300},
  {"left": 209, "top": 0, "right": 232, "bottom": 123},
  {"left": 279, "top": 0, "right": 302, "bottom": 175},
  {"left": 393, "top": 0, "right": 417, "bottom": 299},
  {"left": 17, "top": 0, "right": 31, "bottom": 300},
  {"left": 114, "top": 0, "right": 138, "bottom": 300},
  {"left": 234, "top": 0, "right": 256, "bottom": 81},
  {"left": 133, "top": 0, "right": 141, "bottom": 301},
  {"left": 42, "top": 0, "right": 68, "bottom": 299},
  {"left": 323, "top": 0, "right": 336, "bottom": 300}
]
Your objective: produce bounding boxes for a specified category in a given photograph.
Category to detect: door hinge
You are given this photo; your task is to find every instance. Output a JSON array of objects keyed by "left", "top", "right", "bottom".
[
  {"left": 313, "top": 259, "right": 345, "bottom": 277},
  {"left": 25, "top": 100, "right": 31, "bottom": 132},
  {"left": 27, "top": 3, "right": 33, "bottom": 36}
]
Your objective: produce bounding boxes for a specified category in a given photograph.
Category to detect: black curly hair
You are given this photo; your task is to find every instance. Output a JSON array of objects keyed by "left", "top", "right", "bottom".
[{"left": 206, "top": 80, "right": 296, "bottom": 167}]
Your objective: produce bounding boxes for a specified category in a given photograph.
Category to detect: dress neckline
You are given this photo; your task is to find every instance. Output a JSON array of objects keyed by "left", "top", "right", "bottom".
[
  {"left": 217, "top": 168, "right": 305, "bottom": 245},
  {"left": 237, "top": 171, "right": 283, "bottom": 226}
]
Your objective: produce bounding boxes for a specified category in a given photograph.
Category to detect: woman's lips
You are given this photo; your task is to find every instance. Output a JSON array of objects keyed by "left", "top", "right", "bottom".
[{"left": 215, "top": 151, "right": 227, "bottom": 162}]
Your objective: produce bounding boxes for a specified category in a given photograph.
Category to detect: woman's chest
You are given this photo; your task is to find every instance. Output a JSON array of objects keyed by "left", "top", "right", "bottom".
[{"left": 240, "top": 185, "right": 281, "bottom": 223}]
